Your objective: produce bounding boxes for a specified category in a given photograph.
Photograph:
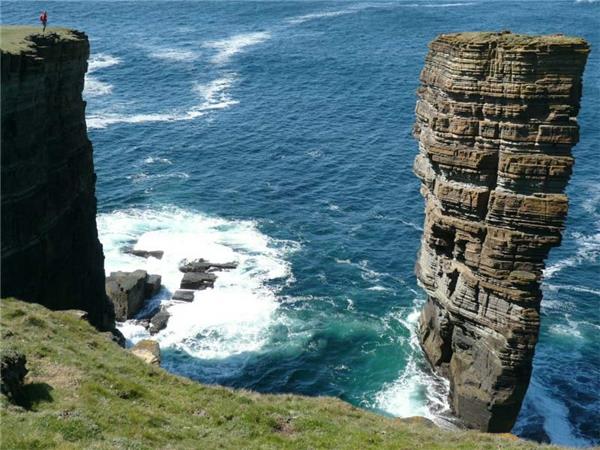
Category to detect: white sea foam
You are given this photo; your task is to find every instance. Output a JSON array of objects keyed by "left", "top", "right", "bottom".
[
  {"left": 84, "top": 78, "right": 113, "bottom": 97},
  {"left": 87, "top": 110, "right": 204, "bottom": 129},
  {"left": 88, "top": 53, "right": 121, "bottom": 72},
  {"left": 519, "top": 378, "right": 591, "bottom": 447},
  {"left": 204, "top": 32, "right": 271, "bottom": 65},
  {"left": 84, "top": 53, "right": 121, "bottom": 98},
  {"left": 97, "top": 207, "right": 299, "bottom": 360},
  {"left": 127, "top": 172, "right": 190, "bottom": 183},
  {"left": 149, "top": 48, "right": 199, "bottom": 62},
  {"left": 404, "top": 2, "right": 476, "bottom": 7},
  {"left": 87, "top": 74, "right": 239, "bottom": 129},
  {"left": 193, "top": 75, "right": 239, "bottom": 110},
  {"left": 144, "top": 156, "right": 173, "bottom": 165},
  {"left": 545, "top": 283, "right": 600, "bottom": 297},
  {"left": 374, "top": 306, "right": 452, "bottom": 424},
  {"left": 544, "top": 232, "right": 600, "bottom": 279}
]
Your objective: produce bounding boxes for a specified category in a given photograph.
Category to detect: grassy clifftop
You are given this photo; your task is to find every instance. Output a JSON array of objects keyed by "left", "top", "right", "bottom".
[{"left": 0, "top": 298, "right": 551, "bottom": 449}]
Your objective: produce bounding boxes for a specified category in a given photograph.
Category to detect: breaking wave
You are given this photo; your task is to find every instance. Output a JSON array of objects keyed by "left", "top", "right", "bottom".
[
  {"left": 204, "top": 32, "right": 271, "bottom": 65},
  {"left": 97, "top": 207, "right": 299, "bottom": 362}
]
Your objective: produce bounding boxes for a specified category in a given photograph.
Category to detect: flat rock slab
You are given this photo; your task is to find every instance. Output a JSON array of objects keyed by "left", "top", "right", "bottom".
[
  {"left": 124, "top": 249, "right": 164, "bottom": 260},
  {"left": 179, "top": 258, "right": 237, "bottom": 273},
  {"left": 180, "top": 272, "right": 217, "bottom": 290},
  {"left": 172, "top": 290, "right": 195, "bottom": 302},
  {"left": 130, "top": 339, "right": 160, "bottom": 366}
]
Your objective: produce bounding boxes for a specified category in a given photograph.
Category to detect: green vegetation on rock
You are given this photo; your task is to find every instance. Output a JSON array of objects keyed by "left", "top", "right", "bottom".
[
  {"left": 1, "top": 298, "right": 553, "bottom": 449},
  {"left": 0, "top": 26, "right": 82, "bottom": 54}
]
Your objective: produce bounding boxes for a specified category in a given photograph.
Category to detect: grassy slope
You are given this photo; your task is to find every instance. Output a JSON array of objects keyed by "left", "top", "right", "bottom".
[{"left": 0, "top": 299, "right": 554, "bottom": 450}]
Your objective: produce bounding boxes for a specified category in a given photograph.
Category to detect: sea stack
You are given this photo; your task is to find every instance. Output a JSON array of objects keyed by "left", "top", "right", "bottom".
[
  {"left": 1, "top": 27, "right": 114, "bottom": 331},
  {"left": 412, "top": 32, "right": 589, "bottom": 431}
]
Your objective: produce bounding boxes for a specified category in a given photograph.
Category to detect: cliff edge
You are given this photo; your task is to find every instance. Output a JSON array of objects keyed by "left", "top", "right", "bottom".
[
  {"left": 1, "top": 27, "right": 114, "bottom": 330},
  {"left": 413, "top": 32, "right": 590, "bottom": 431}
]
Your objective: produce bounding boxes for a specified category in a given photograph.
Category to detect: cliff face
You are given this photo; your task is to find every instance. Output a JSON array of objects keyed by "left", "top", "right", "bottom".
[
  {"left": 1, "top": 27, "right": 114, "bottom": 331},
  {"left": 412, "top": 32, "right": 589, "bottom": 432}
]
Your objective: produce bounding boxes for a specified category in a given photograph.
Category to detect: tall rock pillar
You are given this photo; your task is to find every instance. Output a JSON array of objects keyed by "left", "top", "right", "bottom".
[
  {"left": 1, "top": 27, "right": 114, "bottom": 331},
  {"left": 412, "top": 32, "right": 589, "bottom": 431}
]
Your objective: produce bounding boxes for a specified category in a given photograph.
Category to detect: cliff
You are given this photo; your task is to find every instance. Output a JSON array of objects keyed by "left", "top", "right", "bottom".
[
  {"left": 1, "top": 27, "right": 114, "bottom": 331},
  {"left": 0, "top": 298, "right": 553, "bottom": 449},
  {"left": 412, "top": 32, "right": 590, "bottom": 432}
]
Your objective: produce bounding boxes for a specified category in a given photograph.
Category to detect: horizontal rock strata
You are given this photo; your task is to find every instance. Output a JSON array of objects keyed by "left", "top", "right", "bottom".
[
  {"left": 412, "top": 32, "right": 589, "bottom": 431},
  {"left": 0, "top": 27, "right": 114, "bottom": 331}
]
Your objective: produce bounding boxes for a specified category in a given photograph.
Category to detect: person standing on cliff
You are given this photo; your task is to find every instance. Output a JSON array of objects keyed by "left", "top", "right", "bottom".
[{"left": 40, "top": 11, "right": 48, "bottom": 33}]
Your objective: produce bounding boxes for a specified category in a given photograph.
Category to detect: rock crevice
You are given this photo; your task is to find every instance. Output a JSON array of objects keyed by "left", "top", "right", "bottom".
[{"left": 412, "top": 32, "right": 589, "bottom": 431}]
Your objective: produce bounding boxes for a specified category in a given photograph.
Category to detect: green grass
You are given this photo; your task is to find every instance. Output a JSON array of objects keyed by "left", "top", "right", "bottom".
[
  {"left": 0, "top": 26, "right": 82, "bottom": 54},
  {"left": 0, "top": 298, "right": 558, "bottom": 449}
]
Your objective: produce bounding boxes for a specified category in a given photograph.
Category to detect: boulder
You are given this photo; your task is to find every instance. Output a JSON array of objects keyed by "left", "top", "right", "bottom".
[
  {"left": 145, "top": 274, "right": 162, "bottom": 299},
  {"left": 130, "top": 340, "right": 161, "bottom": 366},
  {"left": 0, "top": 349, "right": 27, "bottom": 403},
  {"left": 124, "top": 249, "right": 164, "bottom": 259},
  {"left": 180, "top": 272, "right": 216, "bottom": 290},
  {"left": 106, "top": 270, "right": 148, "bottom": 321},
  {"left": 179, "top": 258, "right": 237, "bottom": 273},
  {"left": 106, "top": 271, "right": 163, "bottom": 321},
  {"left": 172, "top": 290, "right": 195, "bottom": 302},
  {"left": 149, "top": 307, "right": 170, "bottom": 335}
]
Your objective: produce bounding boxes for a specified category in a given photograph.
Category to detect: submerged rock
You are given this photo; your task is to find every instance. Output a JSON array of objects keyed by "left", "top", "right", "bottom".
[
  {"left": 172, "top": 290, "right": 195, "bottom": 302},
  {"left": 130, "top": 340, "right": 161, "bottom": 366},
  {"left": 412, "top": 32, "right": 590, "bottom": 432}
]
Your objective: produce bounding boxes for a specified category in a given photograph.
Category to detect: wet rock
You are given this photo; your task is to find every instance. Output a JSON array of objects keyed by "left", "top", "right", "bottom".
[
  {"left": 124, "top": 249, "right": 164, "bottom": 260},
  {"left": 172, "top": 290, "right": 195, "bottom": 302},
  {"left": 149, "top": 307, "right": 170, "bottom": 335},
  {"left": 106, "top": 270, "right": 148, "bottom": 321},
  {"left": 145, "top": 274, "right": 162, "bottom": 299},
  {"left": 179, "top": 259, "right": 237, "bottom": 273},
  {"left": 106, "top": 271, "right": 163, "bottom": 321},
  {"left": 180, "top": 272, "right": 216, "bottom": 290},
  {"left": 0, "top": 349, "right": 28, "bottom": 402},
  {"left": 130, "top": 340, "right": 160, "bottom": 366},
  {"left": 412, "top": 32, "right": 590, "bottom": 432}
]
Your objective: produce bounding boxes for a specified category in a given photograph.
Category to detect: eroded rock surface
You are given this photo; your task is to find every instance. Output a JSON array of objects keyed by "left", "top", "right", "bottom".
[{"left": 412, "top": 32, "right": 589, "bottom": 431}]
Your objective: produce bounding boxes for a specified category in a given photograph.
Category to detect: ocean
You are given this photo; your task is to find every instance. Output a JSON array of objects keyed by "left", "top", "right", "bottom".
[{"left": 2, "top": 0, "right": 598, "bottom": 446}]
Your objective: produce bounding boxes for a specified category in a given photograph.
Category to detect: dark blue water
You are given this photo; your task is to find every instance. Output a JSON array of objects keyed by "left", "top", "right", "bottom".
[{"left": 3, "top": 1, "right": 599, "bottom": 446}]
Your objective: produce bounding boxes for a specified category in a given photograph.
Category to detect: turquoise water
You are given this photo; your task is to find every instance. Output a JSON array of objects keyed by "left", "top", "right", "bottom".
[{"left": 3, "top": 1, "right": 599, "bottom": 445}]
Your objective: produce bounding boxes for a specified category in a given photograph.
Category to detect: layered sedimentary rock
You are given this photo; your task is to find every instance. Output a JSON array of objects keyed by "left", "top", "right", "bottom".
[
  {"left": 412, "top": 32, "right": 589, "bottom": 431},
  {"left": 1, "top": 27, "right": 114, "bottom": 330}
]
